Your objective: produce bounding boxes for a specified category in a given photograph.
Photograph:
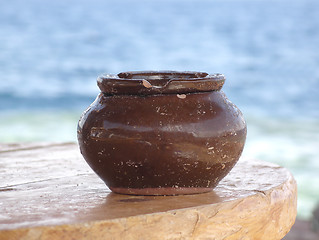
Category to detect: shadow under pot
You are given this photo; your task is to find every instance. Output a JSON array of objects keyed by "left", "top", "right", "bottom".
[{"left": 77, "top": 71, "right": 247, "bottom": 195}]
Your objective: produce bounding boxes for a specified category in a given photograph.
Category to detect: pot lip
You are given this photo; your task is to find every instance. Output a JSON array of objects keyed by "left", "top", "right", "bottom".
[{"left": 97, "top": 70, "right": 225, "bottom": 95}]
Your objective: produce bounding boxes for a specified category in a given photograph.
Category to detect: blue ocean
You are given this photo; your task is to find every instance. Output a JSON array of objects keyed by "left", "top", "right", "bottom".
[{"left": 0, "top": 0, "right": 318, "bottom": 219}]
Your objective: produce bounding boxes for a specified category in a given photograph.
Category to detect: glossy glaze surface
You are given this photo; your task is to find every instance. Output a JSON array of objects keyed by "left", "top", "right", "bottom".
[{"left": 78, "top": 71, "right": 247, "bottom": 195}]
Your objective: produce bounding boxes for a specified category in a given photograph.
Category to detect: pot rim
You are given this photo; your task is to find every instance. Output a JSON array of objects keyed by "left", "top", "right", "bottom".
[{"left": 97, "top": 71, "right": 225, "bottom": 95}]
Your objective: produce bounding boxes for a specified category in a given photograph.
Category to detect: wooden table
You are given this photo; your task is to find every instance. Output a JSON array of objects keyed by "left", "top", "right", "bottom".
[{"left": 0, "top": 142, "right": 297, "bottom": 240}]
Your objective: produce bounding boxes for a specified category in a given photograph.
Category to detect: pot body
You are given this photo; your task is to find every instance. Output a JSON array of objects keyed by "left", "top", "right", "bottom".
[{"left": 78, "top": 79, "right": 246, "bottom": 195}]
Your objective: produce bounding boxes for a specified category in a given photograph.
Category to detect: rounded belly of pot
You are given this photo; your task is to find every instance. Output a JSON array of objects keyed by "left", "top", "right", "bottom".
[{"left": 77, "top": 91, "right": 247, "bottom": 195}]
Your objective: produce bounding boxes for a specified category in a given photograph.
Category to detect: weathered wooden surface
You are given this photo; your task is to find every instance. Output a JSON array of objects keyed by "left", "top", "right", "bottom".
[{"left": 0, "top": 142, "right": 297, "bottom": 240}]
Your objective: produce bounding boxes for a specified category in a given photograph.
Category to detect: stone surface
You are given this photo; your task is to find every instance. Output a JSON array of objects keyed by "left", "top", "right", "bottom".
[{"left": 0, "top": 143, "right": 297, "bottom": 240}]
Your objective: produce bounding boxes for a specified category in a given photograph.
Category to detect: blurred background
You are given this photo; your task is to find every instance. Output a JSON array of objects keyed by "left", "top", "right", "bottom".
[{"left": 0, "top": 0, "right": 318, "bottom": 223}]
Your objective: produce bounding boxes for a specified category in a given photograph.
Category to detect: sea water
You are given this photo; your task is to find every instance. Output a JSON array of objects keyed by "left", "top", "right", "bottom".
[{"left": 0, "top": 0, "right": 318, "bottom": 219}]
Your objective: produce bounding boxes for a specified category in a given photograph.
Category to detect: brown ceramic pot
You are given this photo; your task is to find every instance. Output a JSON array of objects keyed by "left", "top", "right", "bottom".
[{"left": 77, "top": 71, "right": 246, "bottom": 195}]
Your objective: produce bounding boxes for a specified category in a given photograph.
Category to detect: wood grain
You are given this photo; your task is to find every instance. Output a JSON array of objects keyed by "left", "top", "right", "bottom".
[{"left": 0, "top": 143, "right": 297, "bottom": 240}]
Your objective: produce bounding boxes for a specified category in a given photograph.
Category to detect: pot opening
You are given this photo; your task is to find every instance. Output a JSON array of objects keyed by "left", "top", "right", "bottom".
[{"left": 118, "top": 71, "right": 208, "bottom": 88}]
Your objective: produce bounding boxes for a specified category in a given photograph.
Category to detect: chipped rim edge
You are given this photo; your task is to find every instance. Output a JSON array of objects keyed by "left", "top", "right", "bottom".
[{"left": 97, "top": 71, "right": 225, "bottom": 95}]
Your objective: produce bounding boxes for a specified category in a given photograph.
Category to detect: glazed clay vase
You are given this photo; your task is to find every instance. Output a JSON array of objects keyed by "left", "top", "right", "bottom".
[{"left": 77, "top": 71, "right": 247, "bottom": 195}]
